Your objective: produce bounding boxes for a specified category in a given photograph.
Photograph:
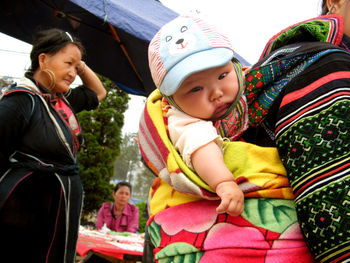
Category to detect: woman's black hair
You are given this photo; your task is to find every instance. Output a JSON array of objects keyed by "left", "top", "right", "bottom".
[
  {"left": 114, "top": 181, "right": 132, "bottom": 194},
  {"left": 321, "top": 0, "right": 329, "bottom": 15},
  {"left": 26, "top": 28, "right": 85, "bottom": 76}
]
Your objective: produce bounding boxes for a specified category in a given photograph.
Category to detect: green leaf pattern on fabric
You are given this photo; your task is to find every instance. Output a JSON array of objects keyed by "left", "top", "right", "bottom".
[
  {"left": 149, "top": 221, "right": 162, "bottom": 247},
  {"left": 156, "top": 242, "right": 203, "bottom": 263},
  {"left": 242, "top": 198, "right": 298, "bottom": 233}
]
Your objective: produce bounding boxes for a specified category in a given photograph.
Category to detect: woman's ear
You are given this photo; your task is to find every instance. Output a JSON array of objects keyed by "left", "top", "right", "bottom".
[
  {"left": 38, "top": 53, "right": 47, "bottom": 70},
  {"left": 326, "top": 0, "right": 340, "bottom": 14}
]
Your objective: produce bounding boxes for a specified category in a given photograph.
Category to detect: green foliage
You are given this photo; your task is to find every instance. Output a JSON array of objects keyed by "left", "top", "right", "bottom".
[
  {"left": 77, "top": 74, "right": 129, "bottom": 218},
  {"left": 136, "top": 201, "right": 147, "bottom": 233}
]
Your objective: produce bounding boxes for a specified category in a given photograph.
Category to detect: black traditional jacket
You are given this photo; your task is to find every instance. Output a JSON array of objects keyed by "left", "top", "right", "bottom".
[
  {"left": 0, "top": 76, "right": 98, "bottom": 262},
  {"left": 243, "top": 15, "right": 350, "bottom": 262}
]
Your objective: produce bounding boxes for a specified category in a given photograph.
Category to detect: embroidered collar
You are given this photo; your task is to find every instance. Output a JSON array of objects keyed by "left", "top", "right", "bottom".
[
  {"left": 245, "top": 15, "right": 347, "bottom": 127},
  {"left": 261, "top": 15, "right": 344, "bottom": 58}
]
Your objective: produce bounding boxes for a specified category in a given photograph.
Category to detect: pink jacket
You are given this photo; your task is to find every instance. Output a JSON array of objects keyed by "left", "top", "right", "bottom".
[{"left": 95, "top": 202, "right": 139, "bottom": 233}]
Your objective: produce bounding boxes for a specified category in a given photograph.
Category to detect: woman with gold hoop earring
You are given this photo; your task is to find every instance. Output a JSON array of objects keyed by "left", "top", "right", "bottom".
[{"left": 0, "top": 28, "right": 106, "bottom": 262}]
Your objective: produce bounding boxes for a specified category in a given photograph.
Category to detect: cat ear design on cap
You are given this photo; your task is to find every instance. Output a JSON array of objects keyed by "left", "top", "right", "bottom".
[{"left": 148, "top": 15, "right": 235, "bottom": 96}]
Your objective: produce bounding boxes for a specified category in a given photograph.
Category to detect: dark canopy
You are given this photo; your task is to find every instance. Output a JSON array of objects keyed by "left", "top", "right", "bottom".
[{"left": 0, "top": 0, "right": 250, "bottom": 96}]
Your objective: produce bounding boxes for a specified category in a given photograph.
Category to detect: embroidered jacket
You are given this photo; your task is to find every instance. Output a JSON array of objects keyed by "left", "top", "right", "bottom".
[{"left": 243, "top": 15, "right": 350, "bottom": 262}]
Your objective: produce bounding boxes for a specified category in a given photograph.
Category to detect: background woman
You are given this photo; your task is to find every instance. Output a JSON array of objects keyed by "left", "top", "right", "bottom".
[
  {"left": 96, "top": 181, "right": 139, "bottom": 233},
  {"left": 0, "top": 28, "right": 106, "bottom": 262}
]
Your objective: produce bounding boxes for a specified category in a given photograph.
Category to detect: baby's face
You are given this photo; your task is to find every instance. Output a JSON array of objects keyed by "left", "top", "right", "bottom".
[{"left": 173, "top": 62, "right": 240, "bottom": 120}]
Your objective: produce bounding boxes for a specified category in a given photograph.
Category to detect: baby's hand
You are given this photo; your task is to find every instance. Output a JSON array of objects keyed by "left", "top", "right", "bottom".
[{"left": 215, "top": 181, "right": 244, "bottom": 216}]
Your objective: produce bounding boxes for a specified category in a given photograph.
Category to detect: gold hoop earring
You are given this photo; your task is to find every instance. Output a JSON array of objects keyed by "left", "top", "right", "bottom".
[{"left": 41, "top": 69, "right": 56, "bottom": 91}]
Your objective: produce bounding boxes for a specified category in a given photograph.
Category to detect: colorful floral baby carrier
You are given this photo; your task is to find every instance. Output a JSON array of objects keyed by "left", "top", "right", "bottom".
[
  {"left": 139, "top": 88, "right": 314, "bottom": 263},
  {"left": 138, "top": 15, "right": 349, "bottom": 263}
]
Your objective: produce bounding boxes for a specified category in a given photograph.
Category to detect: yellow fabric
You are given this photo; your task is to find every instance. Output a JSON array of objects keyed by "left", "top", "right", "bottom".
[
  {"left": 223, "top": 141, "right": 293, "bottom": 199},
  {"left": 149, "top": 178, "right": 203, "bottom": 216}
]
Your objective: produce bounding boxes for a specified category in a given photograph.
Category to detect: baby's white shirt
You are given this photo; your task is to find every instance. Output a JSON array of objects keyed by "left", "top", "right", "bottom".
[{"left": 167, "top": 106, "right": 222, "bottom": 170}]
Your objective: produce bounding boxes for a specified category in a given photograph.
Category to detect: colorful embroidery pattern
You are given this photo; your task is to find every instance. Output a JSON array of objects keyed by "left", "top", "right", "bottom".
[{"left": 276, "top": 99, "right": 350, "bottom": 262}]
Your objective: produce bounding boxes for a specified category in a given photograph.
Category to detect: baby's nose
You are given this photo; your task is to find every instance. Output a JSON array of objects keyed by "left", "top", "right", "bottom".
[{"left": 211, "top": 88, "right": 223, "bottom": 101}]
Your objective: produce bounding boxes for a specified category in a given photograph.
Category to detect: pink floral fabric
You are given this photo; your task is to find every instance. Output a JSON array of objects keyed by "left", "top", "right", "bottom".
[{"left": 148, "top": 199, "right": 314, "bottom": 263}]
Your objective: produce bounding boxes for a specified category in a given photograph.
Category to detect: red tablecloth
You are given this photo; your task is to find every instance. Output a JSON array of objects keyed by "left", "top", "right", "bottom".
[{"left": 77, "top": 231, "right": 144, "bottom": 260}]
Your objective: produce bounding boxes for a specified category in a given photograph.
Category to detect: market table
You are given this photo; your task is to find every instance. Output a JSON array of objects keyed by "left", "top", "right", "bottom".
[{"left": 76, "top": 226, "right": 144, "bottom": 262}]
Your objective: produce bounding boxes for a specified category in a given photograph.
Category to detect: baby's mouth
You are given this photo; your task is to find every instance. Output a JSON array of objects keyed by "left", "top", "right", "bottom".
[{"left": 213, "top": 103, "right": 230, "bottom": 118}]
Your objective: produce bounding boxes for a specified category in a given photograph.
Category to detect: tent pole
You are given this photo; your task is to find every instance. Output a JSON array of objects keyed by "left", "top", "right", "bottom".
[{"left": 108, "top": 24, "right": 143, "bottom": 83}]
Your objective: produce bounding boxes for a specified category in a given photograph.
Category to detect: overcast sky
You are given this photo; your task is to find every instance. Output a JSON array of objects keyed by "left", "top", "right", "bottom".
[{"left": 0, "top": 0, "right": 322, "bottom": 134}]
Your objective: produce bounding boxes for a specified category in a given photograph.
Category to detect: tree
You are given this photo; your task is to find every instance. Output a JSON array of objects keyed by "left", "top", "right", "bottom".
[
  {"left": 136, "top": 201, "right": 147, "bottom": 233},
  {"left": 114, "top": 133, "right": 141, "bottom": 182},
  {"left": 77, "top": 74, "right": 129, "bottom": 220},
  {"left": 114, "top": 133, "right": 155, "bottom": 201}
]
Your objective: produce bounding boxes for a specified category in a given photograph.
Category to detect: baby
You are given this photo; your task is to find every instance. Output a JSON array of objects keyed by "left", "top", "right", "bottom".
[{"left": 148, "top": 15, "right": 248, "bottom": 216}]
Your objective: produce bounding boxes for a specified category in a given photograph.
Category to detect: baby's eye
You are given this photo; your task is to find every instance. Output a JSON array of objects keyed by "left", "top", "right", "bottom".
[
  {"left": 189, "top": 86, "right": 202, "bottom": 93},
  {"left": 66, "top": 61, "right": 72, "bottom": 65},
  {"left": 218, "top": 72, "right": 227, "bottom": 80}
]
